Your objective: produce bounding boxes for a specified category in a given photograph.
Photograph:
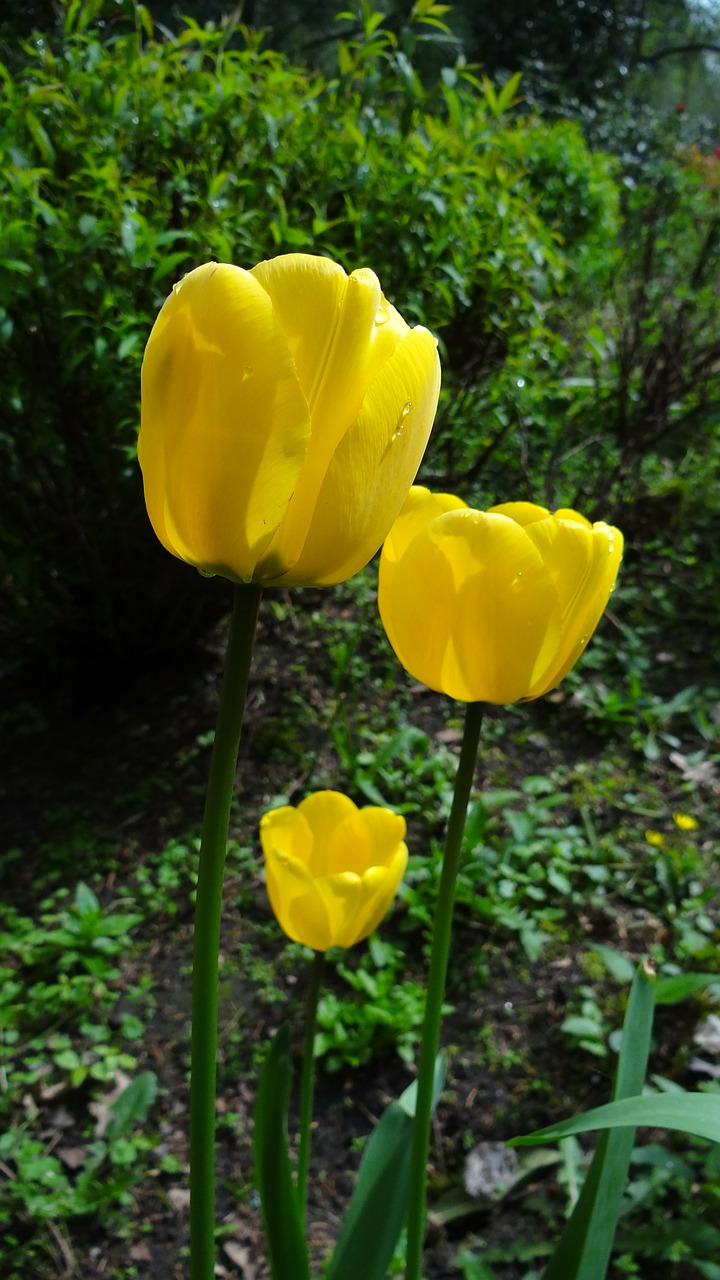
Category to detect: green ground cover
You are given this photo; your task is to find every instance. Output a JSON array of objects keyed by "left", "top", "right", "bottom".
[{"left": 1, "top": 3, "right": 719, "bottom": 1277}]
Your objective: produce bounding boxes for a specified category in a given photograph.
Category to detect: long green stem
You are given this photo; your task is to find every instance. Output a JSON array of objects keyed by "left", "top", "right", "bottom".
[
  {"left": 297, "top": 949, "right": 325, "bottom": 1227},
  {"left": 190, "top": 582, "right": 263, "bottom": 1280},
  {"left": 405, "top": 700, "right": 485, "bottom": 1280}
]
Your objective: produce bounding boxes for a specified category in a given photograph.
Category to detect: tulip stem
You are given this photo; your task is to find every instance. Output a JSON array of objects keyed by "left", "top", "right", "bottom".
[
  {"left": 190, "top": 582, "right": 263, "bottom": 1280},
  {"left": 404, "top": 700, "right": 485, "bottom": 1280},
  {"left": 297, "top": 949, "right": 325, "bottom": 1227}
]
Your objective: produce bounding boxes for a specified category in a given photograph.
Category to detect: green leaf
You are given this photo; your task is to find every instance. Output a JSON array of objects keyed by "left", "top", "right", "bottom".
[
  {"left": 541, "top": 961, "right": 655, "bottom": 1280},
  {"left": 590, "top": 944, "right": 636, "bottom": 985},
  {"left": 107, "top": 1071, "right": 158, "bottom": 1139},
  {"left": 510, "top": 1093, "right": 720, "bottom": 1148},
  {"left": 253, "top": 1026, "right": 310, "bottom": 1280},
  {"left": 326, "top": 1055, "right": 446, "bottom": 1280},
  {"left": 74, "top": 882, "right": 100, "bottom": 918},
  {"left": 655, "top": 973, "right": 720, "bottom": 1004}
]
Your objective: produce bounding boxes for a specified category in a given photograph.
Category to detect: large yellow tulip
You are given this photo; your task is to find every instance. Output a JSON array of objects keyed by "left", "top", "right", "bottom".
[
  {"left": 378, "top": 486, "right": 623, "bottom": 704},
  {"left": 260, "top": 792, "right": 408, "bottom": 951},
  {"left": 138, "top": 255, "right": 441, "bottom": 587}
]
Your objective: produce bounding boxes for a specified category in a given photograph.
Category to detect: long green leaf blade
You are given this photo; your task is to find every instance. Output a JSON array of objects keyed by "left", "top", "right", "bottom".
[
  {"left": 325, "top": 1100, "right": 413, "bottom": 1280},
  {"left": 542, "top": 960, "right": 655, "bottom": 1280},
  {"left": 510, "top": 1094, "right": 720, "bottom": 1147},
  {"left": 326, "top": 1055, "right": 446, "bottom": 1280},
  {"left": 253, "top": 1025, "right": 310, "bottom": 1280}
]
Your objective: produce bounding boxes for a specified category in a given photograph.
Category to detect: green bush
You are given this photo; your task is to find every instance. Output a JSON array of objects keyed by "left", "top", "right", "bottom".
[{"left": 0, "top": 3, "right": 619, "bottom": 668}]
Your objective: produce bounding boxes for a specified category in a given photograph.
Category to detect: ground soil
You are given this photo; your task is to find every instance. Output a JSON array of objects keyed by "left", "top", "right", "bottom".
[{"left": 1, "top": 579, "right": 717, "bottom": 1280}]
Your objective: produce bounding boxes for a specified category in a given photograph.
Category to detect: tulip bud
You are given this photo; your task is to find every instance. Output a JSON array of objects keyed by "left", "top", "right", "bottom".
[
  {"left": 378, "top": 487, "right": 623, "bottom": 704},
  {"left": 260, "top": 792, "right": 408, "bottom": 951},
  {"left": 139, "top": 255, "right": 441, "bottom": 588}
]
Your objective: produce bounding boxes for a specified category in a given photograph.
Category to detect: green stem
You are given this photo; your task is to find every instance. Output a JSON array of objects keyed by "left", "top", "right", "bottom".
[
  {"left": 297, "top": 949, "right": 325, "bottom": 1228},
  {"left": 405, "top": 700, "right": 485, "bottom": 1280},
  {"left": 190, "top": 582, "right": 263, "bottom": 1280}
]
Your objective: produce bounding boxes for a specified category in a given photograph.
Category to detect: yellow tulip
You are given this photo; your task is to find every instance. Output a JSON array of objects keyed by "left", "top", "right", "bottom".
[
  {"left": 378, "top": 486, "right": 623, "bottom": 704},
  {"left": 138, "top": 255, "right": 441, "bottom": 587},
  {"left": 259, "top": 792, "right": 408, "bottom": 951}
]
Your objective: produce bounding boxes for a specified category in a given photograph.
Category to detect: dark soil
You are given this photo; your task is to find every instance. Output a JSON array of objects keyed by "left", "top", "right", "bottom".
[{"left": 1, "top": 577, "right": 717, "bottom": 1280}]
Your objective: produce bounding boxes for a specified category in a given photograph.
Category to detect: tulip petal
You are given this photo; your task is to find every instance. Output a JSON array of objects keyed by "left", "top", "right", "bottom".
[
  {"left": 315, "top": 860, "right": 405, "bottom": 949},
  {"left": 380, "top": 509, "right": 564, "bottom": 702},
  {"left": 272, "top": 326, "right": 441, "bottom": 585},
  {"left": 259, "top": 805, "right": 313, "bottom": 866},
  {"left": 296, "top": 791, "right": 359, "bottom": 876},
  {"left": 352, "top": 847, "right": 408, "bottom": 941},
  {"left": 325, "top": 808, "right": 407, "bottom": 877},
  {"left": 489, "top": 501, "right": 552, "bottom": 527},
  {"left": 383, "top": 486, "right": 468, "bottom": 567},
  {"left": 250, "top": 256, "right": 412, "bottom": 576},
  {"left": 264, "top": 847, "right": 334, "bottom": 951},
  {"left": 139, "top": 262, "right": 310, "bottom": 579},
  {"left": 525, "top": 518, "right": 624, "bottom": 696}
]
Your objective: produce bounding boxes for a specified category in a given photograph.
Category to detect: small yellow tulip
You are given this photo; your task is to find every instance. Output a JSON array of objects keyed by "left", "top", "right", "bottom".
[
  {"left": 138, "top": 255, "right": 441, "bottom": 587},
  {"left": 378, "top": 486, "right": 623, "bottom": 704},
  {"left": 673, "top": 812, "right": 698, "bottom": 831},
  {"left": 259, "top": 792, "right": 408, "bottom": 951}
]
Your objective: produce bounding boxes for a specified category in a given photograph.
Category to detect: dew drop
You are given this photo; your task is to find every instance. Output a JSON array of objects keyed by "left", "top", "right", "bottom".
[
  {"left": 242, "top": 364, "right": 253, "bottom": 379},
  {"left": 197, "top": 567, "right": 215, "bottom": 579},
  {"left": 375, "top": 304, "right": 389, "bottom": 327},
  {"left": 390, "top": 401, "right": 413, "bottom": 443}
]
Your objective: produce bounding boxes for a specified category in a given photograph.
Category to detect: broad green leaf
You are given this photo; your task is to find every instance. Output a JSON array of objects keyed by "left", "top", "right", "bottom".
[
  {"left": 655, "top": 973, "right": 720, "bottom": 1004},
  {"left": 510, "top": 1093, "right": 720, "bottom": 1148},
  {"left": 590, "top": 943, "right": 636, "bottom": 985},
  {"left": 253, "top": 1026, "right": 310, "bottom": 1280},
  {"left": 107, "top": 1071, "right": 158, "bottom": 1139},
  {"left": 541, "top": 961, "right": 655, "bottom": 1280},
  {"left": 326, "top": 1056, "right": 446, "bottom": 1280}
]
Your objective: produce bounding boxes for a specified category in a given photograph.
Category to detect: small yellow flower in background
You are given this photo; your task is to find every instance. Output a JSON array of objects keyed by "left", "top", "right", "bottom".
[
  {"left": 645, "top": 830, "right": 665, "bottom": 847},
  {"left": 138, "top": 254, "right": 441, "bottom": 588},
  {"left": 260, "top": 792, "right": 408, "bottom": 951},
  {"left": 673, "top": 812, "right": 698, "bottom": 831},
  {"left": 378, "top": 487, "right": 623, "bottom": 704}
]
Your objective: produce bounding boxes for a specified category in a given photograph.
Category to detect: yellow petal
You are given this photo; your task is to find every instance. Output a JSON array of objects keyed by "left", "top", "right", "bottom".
[
  {"left": 259, "top": 805, "right": 313, "bottom": 868},
  {"left": 525, "top": 517, "right": 623, "bottom": 697},
  {"left": 378, "top": 487, "right": 466, "bottom": 665},
  {"left": 315, "top": 857, "right": 406, "bottom": 949},
  {"left": 489, "top": 501, "right": 551, "bottom": 527},
  {"left": 296, "top": 791, "right": 359, "bottom": 876},
  {"left": 264, "top": 847, "right": 333, "bottom": 950},
  {"left": 380, "top": 508, "right": 563, "bottom": 702},
  {"left": 325, "top": 807, "right": 407, "bottom": 876},
  {"left": 138, "top": 262, "right": 310, "bottom": 579},
  {"left": 250, "top": 255, "right": 412, "bottom": 576},
  {"left": 274, "top": 327, "right": 441, "bottom": 585},
  {"left": 352, "top": 846, "right": 408, "bottom": 940}
]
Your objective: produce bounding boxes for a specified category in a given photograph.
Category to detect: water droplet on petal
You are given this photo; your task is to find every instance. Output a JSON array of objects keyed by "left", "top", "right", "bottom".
[
  {"left": 242, "top": 364, "right": 253, "bottom": 379},
  {"left": 197, "top": 567, "right": 215, "bottom": 579},
  {"left": 390, "top": 402, "right": 414, "bottom": 444},
  {"left": 375, "top": 304, "right": 389, "bottom": 327}
]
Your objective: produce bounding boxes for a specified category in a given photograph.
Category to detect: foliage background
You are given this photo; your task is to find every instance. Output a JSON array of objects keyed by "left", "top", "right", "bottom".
[{"left": 0, "top": 2, "right": 719, "bottom": 1278}]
